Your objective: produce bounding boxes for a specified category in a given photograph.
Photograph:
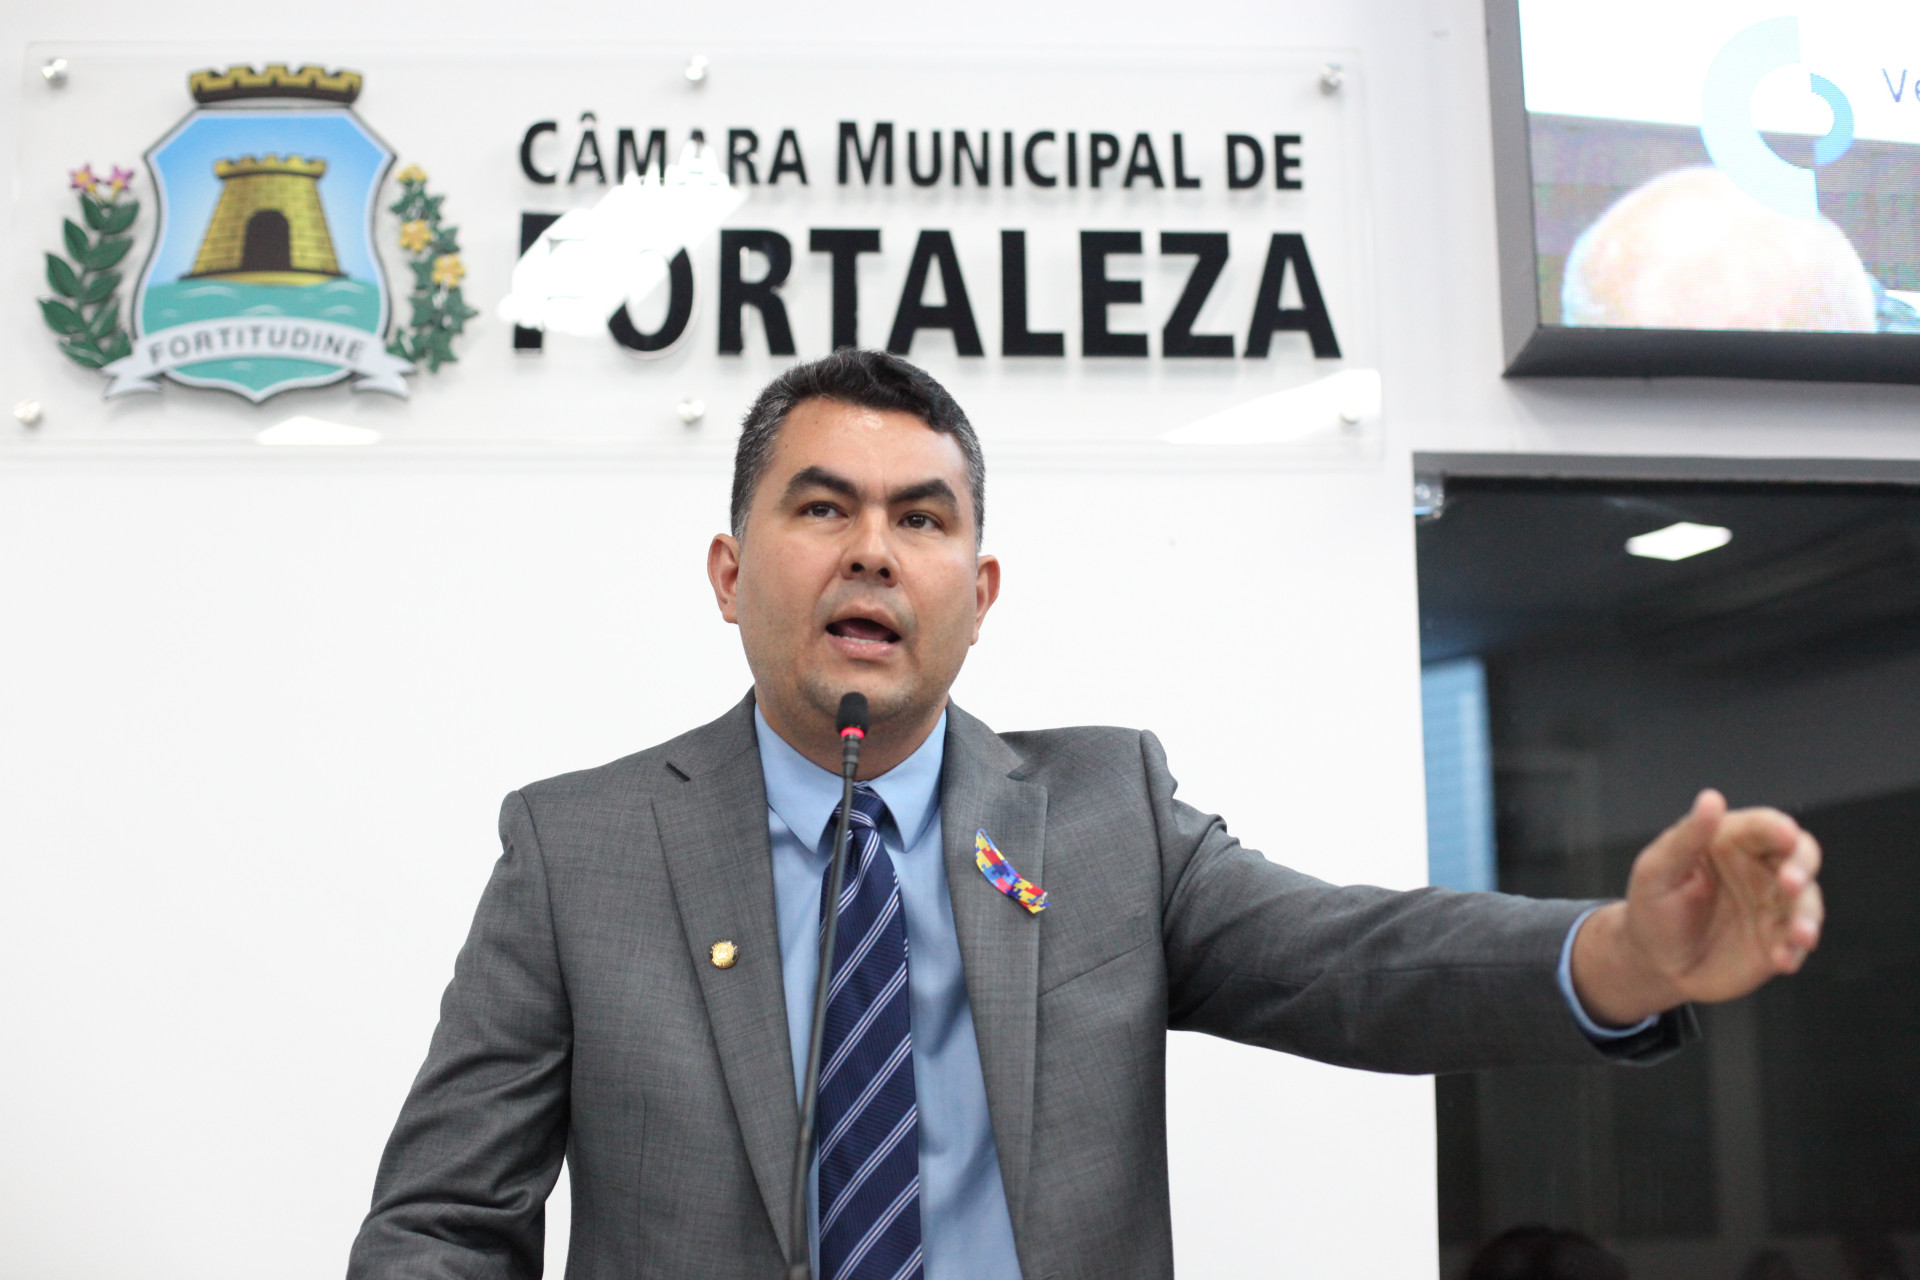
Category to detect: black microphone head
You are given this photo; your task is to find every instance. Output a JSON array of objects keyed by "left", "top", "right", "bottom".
[{"left": 835, "top": 692, "right": 870, "bottom": 736}]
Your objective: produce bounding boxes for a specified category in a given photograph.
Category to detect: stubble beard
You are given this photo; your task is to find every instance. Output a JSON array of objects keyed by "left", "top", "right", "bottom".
[{"left": 799, "top": 665, "right": 922, "bottom": 730}]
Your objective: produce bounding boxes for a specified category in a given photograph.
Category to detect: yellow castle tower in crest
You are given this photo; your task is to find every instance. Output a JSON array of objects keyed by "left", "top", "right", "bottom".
[{"left": 187, "top": 154, "right": 343, "bottom": 285}]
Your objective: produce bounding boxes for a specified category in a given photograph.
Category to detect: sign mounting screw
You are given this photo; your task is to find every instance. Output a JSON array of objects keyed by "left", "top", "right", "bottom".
[
  {"left": 42, "top": 58, "right": 69, "bottom": 86},
  {"left": 677, "top": 397, "right": 707, "bottom": 426},
  {"left": 13, "top": 399, "right": 44, "bottom": 427},
  {"left": 685, "top": 55, "right": 710, "bottom": 85},
  {"left": 1413, "top": 475, "right": 1446, "bottom": 523},
  {"left": 1319, "top": 63, "right": 1345, "bottom": 94}
]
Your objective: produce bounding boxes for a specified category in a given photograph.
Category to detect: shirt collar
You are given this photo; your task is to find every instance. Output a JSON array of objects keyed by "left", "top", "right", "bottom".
[{"left": 754, "top": 704, "right": 946, "bottom": 855}]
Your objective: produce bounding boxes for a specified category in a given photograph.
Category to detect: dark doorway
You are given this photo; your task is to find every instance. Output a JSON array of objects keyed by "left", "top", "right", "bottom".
[
  {"left": 240, "top": 210, "right": 293, "bottom": 273},
  {"left": 1416, "top": 466, "right": 1920, "bottom": 1280}
]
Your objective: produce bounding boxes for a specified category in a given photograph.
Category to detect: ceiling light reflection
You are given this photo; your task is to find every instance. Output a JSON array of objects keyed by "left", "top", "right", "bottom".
[{"left": 1626, "top": 521, "right": 1731, "bottom": 561}]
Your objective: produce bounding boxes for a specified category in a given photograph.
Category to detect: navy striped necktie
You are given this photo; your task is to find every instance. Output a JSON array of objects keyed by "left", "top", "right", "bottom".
[{"left": 816, "top": 784, "right": 923, "bottom": 1280}]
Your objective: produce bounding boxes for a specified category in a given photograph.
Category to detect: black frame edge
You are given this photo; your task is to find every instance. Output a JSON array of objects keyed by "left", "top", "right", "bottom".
[
  {"left": 1413, "top": 451, "right": 1920, "bottom": 487},
  {"left": 1507, "top": 327, "right": 1920, "bottom": 385},
  {"left": 1485, "top": 0, "right": 1541, "bottom": 371}
]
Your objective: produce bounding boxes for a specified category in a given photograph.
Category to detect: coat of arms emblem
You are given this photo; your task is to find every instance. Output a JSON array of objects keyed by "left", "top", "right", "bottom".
[{"left": 40, "top": 64, "right": 473, "bottom": 405}]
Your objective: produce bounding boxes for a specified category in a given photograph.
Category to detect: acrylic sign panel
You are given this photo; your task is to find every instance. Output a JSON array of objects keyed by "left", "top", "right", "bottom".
[{"left": 8, "top": 45, "right": 1375, "bottom": 451}]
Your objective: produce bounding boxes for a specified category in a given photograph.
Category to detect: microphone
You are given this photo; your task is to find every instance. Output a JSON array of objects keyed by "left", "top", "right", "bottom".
[{"left": 787, "top": 692, "right": 869, "bottom": 1280}]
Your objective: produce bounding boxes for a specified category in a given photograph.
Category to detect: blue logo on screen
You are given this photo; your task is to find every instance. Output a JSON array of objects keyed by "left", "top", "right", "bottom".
[{"left": 1702, "top": 16, "right": 1854, "bottom": 221}]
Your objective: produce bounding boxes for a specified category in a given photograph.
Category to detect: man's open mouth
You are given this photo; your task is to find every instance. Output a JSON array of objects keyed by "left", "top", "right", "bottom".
[{"left": 827, "top": 616, "right": 902, "bottom": 644}]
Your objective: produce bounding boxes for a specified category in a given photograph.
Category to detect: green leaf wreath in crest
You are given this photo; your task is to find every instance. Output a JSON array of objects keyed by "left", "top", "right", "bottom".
[
  {"left": 388, "top": 165, "right": 478, "bottom": 373},
  {"left": 42, "top": 164, "right": 138, "bottom": 370}
]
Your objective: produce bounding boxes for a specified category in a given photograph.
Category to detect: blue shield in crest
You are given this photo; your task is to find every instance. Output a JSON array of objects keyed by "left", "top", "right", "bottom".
[{"left": 110, "top": 68, "right": 409, "bottom": 402}]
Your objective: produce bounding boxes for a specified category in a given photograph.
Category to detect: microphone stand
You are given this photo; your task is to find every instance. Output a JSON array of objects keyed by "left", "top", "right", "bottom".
[{"left": 787, "top": 701, "right": 866, "bottom": 1280}]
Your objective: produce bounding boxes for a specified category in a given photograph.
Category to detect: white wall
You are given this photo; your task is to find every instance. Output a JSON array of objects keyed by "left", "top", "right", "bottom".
[{"left": 4, "top": 3, "right": 1919, "bottom": 1280}]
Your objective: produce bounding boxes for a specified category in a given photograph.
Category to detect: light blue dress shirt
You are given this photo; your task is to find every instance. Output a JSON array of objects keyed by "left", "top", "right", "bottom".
[
  {"left": 754, "top": 709, "right": 1647, "bottom": 1279},
  {"left": 1558, "top": 905, "right": 1659, "bottom": 1040},
  {"left": 756, "top": 708, "right": 1024, "bottom": 1280}
]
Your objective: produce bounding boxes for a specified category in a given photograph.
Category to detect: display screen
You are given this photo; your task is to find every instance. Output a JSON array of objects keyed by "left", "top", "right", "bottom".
[{"left": 1517, "top": 2, "right": 1920, "bottom": 336}]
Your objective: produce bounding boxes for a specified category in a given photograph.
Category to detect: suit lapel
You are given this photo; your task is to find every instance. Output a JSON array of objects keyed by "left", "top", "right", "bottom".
[
  {"left": 940, "top": 703, "right": 1047, "bottom": 1238},
  {"left": 653, "top": 694, "right": 800, "bottom": 1259}
]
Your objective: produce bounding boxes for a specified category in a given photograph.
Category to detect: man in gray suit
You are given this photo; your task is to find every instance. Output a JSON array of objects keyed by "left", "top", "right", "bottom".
[{"left": 349, "top": 350, "right": 1824, "bottom": 1280}]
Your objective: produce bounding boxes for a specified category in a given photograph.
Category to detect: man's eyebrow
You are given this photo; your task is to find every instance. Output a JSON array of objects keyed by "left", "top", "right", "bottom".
[
  {"left": 781, "top": 465, "right": 859, "bottom": 503},
  {"left": 780, "top": 468, "right": 960, "bottom": 512},
  {"left": 888, "top": 478, "right": 960, "bottom": 509}
]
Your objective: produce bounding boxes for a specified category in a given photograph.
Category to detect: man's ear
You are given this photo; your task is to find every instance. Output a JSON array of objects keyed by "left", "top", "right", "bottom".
[
  {"left": 971, "top": 554, "right": 1001, "bottom": 643},
  {"left": 708, "top": 533, "right": 743, "bottom": 624}
]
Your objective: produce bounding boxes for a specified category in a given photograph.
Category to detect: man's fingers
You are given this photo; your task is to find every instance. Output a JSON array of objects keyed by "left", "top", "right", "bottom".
[
  {"left": 1779, "top": 831, "right": 1822, "bottom": 892},
  {"left": 1758, "top": 876, "right": 1823, "bottom": 976},
  {"left": 1636, "top": 789, "right": 1726, "bottom": 890},
  {"left": 1786, "top": 879, "right": 1824, "bottom": 952},
  {"left": 1692, "top": 788, "right": 1727, "bottom": 826},
  {"left": 1620, "top": 790, "right": 1824, "bottom": 1001},
  {"left": 1713, "top": 806, "right": 1802, "bottom": 870}
]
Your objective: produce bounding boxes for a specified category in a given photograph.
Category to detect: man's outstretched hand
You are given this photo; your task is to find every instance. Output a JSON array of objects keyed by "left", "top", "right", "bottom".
[{"left": 1571, "top": 789, "right": 1825, "bottom": 1028}]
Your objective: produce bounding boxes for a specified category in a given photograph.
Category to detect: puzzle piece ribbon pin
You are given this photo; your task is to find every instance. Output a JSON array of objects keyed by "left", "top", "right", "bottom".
[{"left": 975, "top": 829, "right": 1048, "bottom": 914}]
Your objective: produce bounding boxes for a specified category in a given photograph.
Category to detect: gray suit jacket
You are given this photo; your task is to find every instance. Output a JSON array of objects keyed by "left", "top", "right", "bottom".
[{"left": 349, "top": 694, "right": 1686, "bottom": 1279}]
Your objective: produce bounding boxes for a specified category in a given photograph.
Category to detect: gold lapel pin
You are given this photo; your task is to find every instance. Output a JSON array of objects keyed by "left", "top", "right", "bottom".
[{"left": 710, "top": 939, "right": 738, "bottom": 969}]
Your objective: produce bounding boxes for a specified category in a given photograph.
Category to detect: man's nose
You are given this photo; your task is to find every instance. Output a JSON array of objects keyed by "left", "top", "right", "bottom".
[{"left": 842, "top": 509, "right": 896, "bottom": 582}]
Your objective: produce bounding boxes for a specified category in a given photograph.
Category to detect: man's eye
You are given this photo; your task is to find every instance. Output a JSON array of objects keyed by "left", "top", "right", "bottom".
[
  {"left": 901, "top": 512, "right": 939, "bottom": 531},
  {"left": 804, "top": 502, "right": 840, "bottom": 518}
]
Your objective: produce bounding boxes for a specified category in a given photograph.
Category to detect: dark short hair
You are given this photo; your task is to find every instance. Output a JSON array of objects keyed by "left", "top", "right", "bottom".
[{"left": 730, "top": 349, "right": 985, "bottom": 543}]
